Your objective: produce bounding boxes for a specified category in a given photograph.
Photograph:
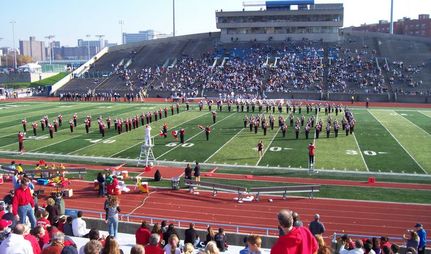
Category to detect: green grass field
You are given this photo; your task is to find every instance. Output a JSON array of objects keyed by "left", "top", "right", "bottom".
[{"left": 0, "top": 101, "right": 430, "bottom": 175}]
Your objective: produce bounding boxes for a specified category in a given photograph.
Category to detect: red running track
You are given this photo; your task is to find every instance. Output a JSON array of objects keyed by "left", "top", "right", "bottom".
[{"left": 2, "top": 180, "right": 429, "bottom": 239}]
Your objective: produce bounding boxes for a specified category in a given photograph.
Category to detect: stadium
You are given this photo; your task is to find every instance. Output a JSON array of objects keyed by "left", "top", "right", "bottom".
[{"left": 0, "top": 0, "right": 430, "bottom": 253}]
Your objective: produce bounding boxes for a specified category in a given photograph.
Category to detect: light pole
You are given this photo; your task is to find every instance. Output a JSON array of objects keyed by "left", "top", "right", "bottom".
[
  {"left": 45, "top": 35, "right": 55, "bottom": 64},
  {"left": 10, "top": 20, "right": 17, "bottom": 69},
  {"left": 0, "top": 37, "right": 3, "bottom": 67},
  {"left": 86, "top": 34, "right": 91, "bottom": 60},
  {"left": 119, "top": 20, "right": 124, "bottom": 44},
  {"left": 389, "top": 0, "right": 394, "bottom": 34},
  {"left": 95, "top": 34, "right": 104, "bottom": 53},
  {"left": 172, "top": 0, "right": 176, "bottom": 37}
]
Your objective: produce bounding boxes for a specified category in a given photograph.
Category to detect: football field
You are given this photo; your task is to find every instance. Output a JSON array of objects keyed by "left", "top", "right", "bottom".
[{"left": 0, "top": 101, "right": 430, "bottom": 175}]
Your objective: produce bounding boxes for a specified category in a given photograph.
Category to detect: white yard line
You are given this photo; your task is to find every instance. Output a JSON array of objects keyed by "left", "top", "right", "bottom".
[
  {"left": 397, "top": 112, "right": 431, "bottom": 137},
  {"left": 255, "top": 128, "right": 280, "bottom": 166},
  {"left": 352, "top": 132, "right": 369, "bottom": 171},
  {"left": 109, "top": 112, "right": 209, "bottom": 157},
  {"left": 156, "top": 113, "right": 236, "bottom": 159},
  {"left": 368, "top": 110, "right": 428, "bottom": 174},
  {"left": 203, "top": 128, "right": 245, "bottom": 163},
  {"left": 418, "top": 111, "right": 431, "bottom": 119}
]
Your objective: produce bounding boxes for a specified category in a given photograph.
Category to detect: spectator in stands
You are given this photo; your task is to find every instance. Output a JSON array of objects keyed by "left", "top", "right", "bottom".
[
  {"left": 12, "top": 177, "right": 37, "bottom": 228},
  {"left": 316, "top": 234, "right": 332, "bottom": 254},
  {"left": 102, "top": 235, "right": 123, "bottom": 254},
  {"left": 0, "top": 219, "right": 12, "bottom": 244},
  {"left": 184, "top": 223, "right": 199, "bottom": 248},
  {"left": 163, "top": 234, "right": 181, "bottom": 254},
  {"left": 130, "top": 245, "right": 145, "bottom": 254},
  {"left": 3, "top": 190, "right": 14, "bottom": 207},
  {"left": 46, "top": 198, "right": 59, "bottom": 226},
  {"left": 55, "top": 193, "right": 66, "bottom": 216},
  {"left": 292, "top": 212, "right": 303, "bottom": 227},
  {"left": 72, "top": 211, "right": 88, "bottom": 237},
  {"left": 161, "top": 221, "right": 168, "bottom": 234},
  {"left": 415, "top": 224, "right": 427, "bottom": 254},
  {"left": 23, "top": 224, "right": 41, "bottom": 254},
  {"left": 163, "top": 224, "right": 178, "bottom": 246},
  {"left": 371, "top": 237, "right": 381, "bottom": 254},
  {"left": 335, "top": 235, "right": 353, "bottom": 254},
  {"left": 105, "top": 196, "right": 120, "bottom": 238},
  {"left": 340, "top": 240, "right": 364, "bottom": 254},
  {"left": 183, "top": 243, "right": 195, "bottom": 254},
  {"left": 309, "top": 214, "right": 326, "bottom": 236},
  {"left": 84, "top": 240, "right": 103, "bottom": 254},
  {"left": 271, "top": 209, "right": 318, "bottom": 254},
  {"left": 215, "top": 228, "right": 227, "bottom": 252},
  {"left": 380, "top": 237, "right": 391, "bottom": 251},
  {"left": 41, "top": 231, "right": 65, "bottom": 254},
  {"left": 203, "top": 241, "right": 220, "bottom": 254},
  {"left": 381, "top": 246, "right": 391, "bottom": 254},
  {"left": 403, "top": 230, "right": 419, "bottom": 252},
  {"left": 145, "top": 233, "right": 164, "bottom": 254},
  {"left": 151, "top": 223, "right": 163, "bottom": 245},
  {"left": 205, "top": 226, "right": 215, "bottom": 245},
  {"left": 63, "top": 217, "right": 74, "bottom": 236},
  {"left": 240, "top": 234, "right": 263, "bottom": 254},
  {"left": 363, "top": 242, "right": 375, "bottom": 254},
  {"left": 135, "top": 221, "right": 151, "bottom": 246},
  {"left": 0, "top": 223, "right": 33, "bottom": 254},
  {"left": 390, "top": 244, "right": 400, "bottom": 254},
  {"left": 79, "top": 229, "right": 105, "bottom": 254}
]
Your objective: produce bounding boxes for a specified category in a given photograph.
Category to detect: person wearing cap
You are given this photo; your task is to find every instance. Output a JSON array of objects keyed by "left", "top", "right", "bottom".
[
  {"left": 12, "top": 177, "right": 37, "bottom": 228},
  {"left": 309, "top": 213, "right": 326, "bottom": 236},
  {"left": 0, "top": 219, "right": 12, "bottom": 244},
  {"left": 0, "top": 223, "right": 33, "bottom": 254},
  {"left": 415, "top": 223, "right": 427, "bottom": 254}
]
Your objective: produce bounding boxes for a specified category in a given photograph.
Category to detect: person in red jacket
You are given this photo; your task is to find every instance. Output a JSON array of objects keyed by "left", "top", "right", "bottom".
[
  {"left": 135, "top": 221, "right": 151, "bottom": 246},
  {"left": 12, "top": 177, "right": 37, "bottom": 228},
  {"left": 308, "top": 142, "right": 316, "bottom": 167},
  {"left": 23, "top": 224, "right": 41, "bottom": 254},
  {"left": 271, "top": 209, "right": 318, "bottom": 254}
]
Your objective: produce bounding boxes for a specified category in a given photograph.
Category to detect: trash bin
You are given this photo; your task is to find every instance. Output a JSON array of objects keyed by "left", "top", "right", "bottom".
[{"left": 171, "top": 177, "right": 180, "bottom": 190}]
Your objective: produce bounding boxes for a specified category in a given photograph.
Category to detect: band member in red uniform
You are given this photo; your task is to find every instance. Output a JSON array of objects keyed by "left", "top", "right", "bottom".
[
  {"left": 53, "top": 120, "right": 59, "bottom": 132},
  {"left": 69, "top": 120, "right": 74, "bottom": 133},
  {"left": 262, "top": 122, "right": 268, "bottom": 136},
  {"left": 85, "top": 119, "right": 90, "bottom": 133},
  {"left": 186, "top": 101, "right": 190, "bottom": 111},
  {"left": 128, "top": 118, "right": 132, "bottom": 131},
  {"left": 204, "top": 126, "right": 211, "bottom": 140},
  {"left": 18, "top": 131, "right": 25, "bottom": 152},
  {"left": 117, "top": 119, "right": 122, "bottom": 134},
  {"left": 86, "top": 115, "right": 92, "bottom": 127},
  {"left": 158, "top": 109, "right": 162, "bottom": 120},
  {"left": 58, "top": 114, "right": 63, "bottom": 126},
  {"left": 48, "top": 124, "right": 54, "bottom": 138},
  {"left": 326, "top": 124, "right": 331, "bottom": 138},
  {"left": 162, "top": 123, "right": 168, "bottom": 138},
  {"left": 171, "top": 105, "right": 174, "bottom": 115},
  {"left": 125, "top": 118, "right": 129, "bottom": 132},
  {"left": 308, "top": 142, "right": 316, "bottom": 166},
  {"left": 44, "top": 115, "right": 49, "bottom": 126},
  {"left": 73, "top": 113, "right": 78, "bottom": 127},
  {"left": 32, "top": 122, "right": 38, "bottom": 136},
  {"left": 281, "top": 124, "right": 287, "bottom": 138},
  {"left": 40, "top": 119, "right": 45, "bottom": 131},
  {"left": 22, "top": 119, "right": 27, "bottom": 132},
  {"left": 100, "top": 123, "right": 105, "bottom": 137},
  {"left": 176, "top": 103, "right": 180, "bottom": 114},
  {"left": 107, "top": 117, "right": 111, "bottom": 129},
  {"left": 295, "top": 124, "right": 300, "bottom": 139},
  {"left": 164, "top": 107, "right": 168, "bottom": 118},
  {"left": 257, "top": 140, "right": 264, "bottom": 157},
  {"left": 179, "top": 128, "right": 185, "bottom": 144},
  {"left": 212, "top": 111, "right": 217, "bottom": 123}
]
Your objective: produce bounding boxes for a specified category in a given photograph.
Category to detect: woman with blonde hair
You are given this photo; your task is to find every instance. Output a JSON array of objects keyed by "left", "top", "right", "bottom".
[
  {"left": 45, "top": 197, "right": 59, "bottom": 225},
  {"left": 204, "top": 241, "right": 220, "bottom": 254},
  {"left": 163, "top": 234, "right": 181, "bottom": 254},
  {"left": 102, "top": 235, "right": 124, "bottom": 254},
  {"left": 183, "top": 243, "right": 194, "bottom": 254}
]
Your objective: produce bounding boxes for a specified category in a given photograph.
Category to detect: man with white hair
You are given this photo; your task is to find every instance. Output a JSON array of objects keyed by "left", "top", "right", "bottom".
[
  {"left": 0, "top": 223, "right": 33, "bottom": 254},
  {"left": 145, "top": 233, "right": 164, "bottom": 254},
  {"left": 309, "top": 213, "right": 326, "bottom": 236}
]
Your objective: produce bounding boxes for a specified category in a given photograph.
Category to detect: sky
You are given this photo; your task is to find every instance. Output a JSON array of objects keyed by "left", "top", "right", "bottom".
[{"left": 0, "top": 0, "right": 430, "bottom": 48}]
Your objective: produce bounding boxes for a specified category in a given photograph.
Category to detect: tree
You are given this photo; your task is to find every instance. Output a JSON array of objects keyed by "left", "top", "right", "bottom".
[{"left": 17, "top": 55, "right": 33, "bottom": 66}]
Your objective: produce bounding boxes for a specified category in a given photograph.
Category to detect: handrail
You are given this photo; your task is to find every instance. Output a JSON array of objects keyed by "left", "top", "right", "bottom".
[{"left": 67, "top": 208, "right": 279, "bottom": 236}]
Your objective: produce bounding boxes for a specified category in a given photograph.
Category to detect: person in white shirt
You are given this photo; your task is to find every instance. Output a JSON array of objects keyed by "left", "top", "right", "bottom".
[
  {"left": 72, "top": 211, "right": 88, "bottom": 237},
  {"left": 340, "top": 240, "right": 365, "bottom": 254},
  {"left": 0, "top": 223, "right": 33, "bottom": 254}
]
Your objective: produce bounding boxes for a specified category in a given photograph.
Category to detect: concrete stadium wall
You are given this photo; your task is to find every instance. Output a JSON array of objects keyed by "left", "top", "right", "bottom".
[
  {"left": 220, "top": 32, "right": 340, "bottom": 43},
  {"left": 110, "top": 32, "right": 221, "bottom": 52},
  {"left": 30, "top": 72, "right": 59, "bottom": 82},
  {"left": 0, "top": 73, "right": 31, "bottom": 83},
  {"left": 342, "top": 30, "right": 431, "bottom": 44}
]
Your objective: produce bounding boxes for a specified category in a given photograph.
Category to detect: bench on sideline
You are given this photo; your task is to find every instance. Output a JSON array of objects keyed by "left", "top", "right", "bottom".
[
  {"left": 184, "top": 179, "right": 247, "bottom": 200},
  {"left": 249, "top": 185, "right": 320, "bottom": 201}
]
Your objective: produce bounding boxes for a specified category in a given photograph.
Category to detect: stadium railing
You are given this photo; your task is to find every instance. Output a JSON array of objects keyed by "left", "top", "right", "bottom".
[
  {"left": 66, "top": 208, "right": 279, "bottom": 236},
  {"left": 249, "top": 184, "right": 320, "bottom": 201}
]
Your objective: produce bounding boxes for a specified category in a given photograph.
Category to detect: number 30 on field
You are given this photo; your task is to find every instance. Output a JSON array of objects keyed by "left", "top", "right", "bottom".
[
  {"left": 346, "top": 150, "right": 377, "bottom": 156},
  {"left": 85, "top": 139, "right": 116, "bottom": 144},
  {"left": 165, "top": 142, "right": 194, "bottom": 147}
]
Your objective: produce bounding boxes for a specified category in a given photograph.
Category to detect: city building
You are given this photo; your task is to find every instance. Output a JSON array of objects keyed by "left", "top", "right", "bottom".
[
  {"left": 19, "top": 36, "right": 46, "bottom": 61},
  {"left": 352, "top": 14, "right": 431, "bottom": 37},
  {"left": 215, "top": 0, "right": 344, "bottom": 43}
]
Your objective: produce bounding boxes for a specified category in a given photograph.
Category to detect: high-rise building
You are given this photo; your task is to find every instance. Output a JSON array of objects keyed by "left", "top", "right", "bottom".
[{"left": 19, "top": 36, "right": 46, "bottom": 61}]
